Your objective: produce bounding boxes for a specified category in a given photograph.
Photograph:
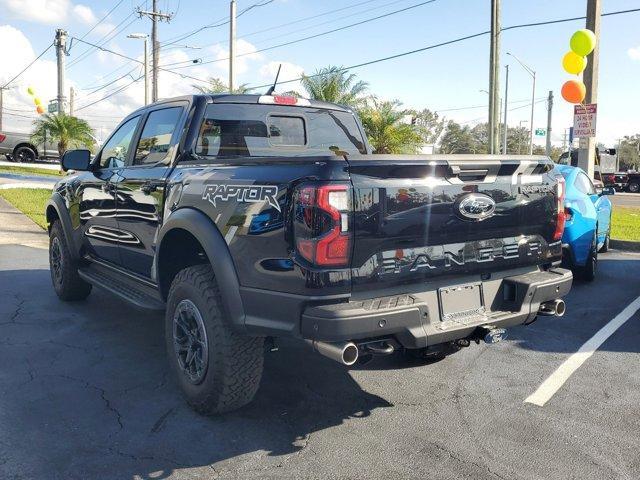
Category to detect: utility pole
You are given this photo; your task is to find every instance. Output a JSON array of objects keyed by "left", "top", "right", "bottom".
[
  {"left": 54, "top": 29, "right": 68, "bottom": 114},
  {"left": 229, "top": 0, "right": 237, "bottom": 92},
  {"left": 545, "top": 90, "right": 553, "bottom": 156},
  {"left": 502, "top": 64, "right": 509, "bottom": 154},
  {"left": 577, "top": 0, "right": 601, "bottom": 179},
  {"left": 0, "top": 87, "right": 4, "bottom": 131},
  {"left": 69, "top": 86, "right": 75, "bottom": 116},
  {"left": 138, "top": 1, "right": 172, "bottom": 102},
  {"left": 488, "top": 0, "right": 501, "bottom": 154}
]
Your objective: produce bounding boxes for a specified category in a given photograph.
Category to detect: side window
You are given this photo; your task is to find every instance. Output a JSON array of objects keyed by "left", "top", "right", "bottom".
[
  {"left": 575, "top": 172, "right": 596, "bottom": 195},
  {"left": 98, "top": 116, "right": 140, "bottom": 169},
  {"left": 133, "top": 106, "right": 183, "bottom": 165}
]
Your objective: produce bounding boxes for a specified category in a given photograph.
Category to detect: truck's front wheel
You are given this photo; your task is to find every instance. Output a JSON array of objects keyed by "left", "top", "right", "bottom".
[
  {"left": 165, "top": 265, "right": 264, "bottom": 415},
  {"left": 49, "top": 221, "right": 92, "bottom": 301}
]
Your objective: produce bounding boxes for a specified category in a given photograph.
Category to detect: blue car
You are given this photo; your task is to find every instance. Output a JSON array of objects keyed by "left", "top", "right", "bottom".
[{"left": 555, "top": 165, "right": 615, "bottom": 281}]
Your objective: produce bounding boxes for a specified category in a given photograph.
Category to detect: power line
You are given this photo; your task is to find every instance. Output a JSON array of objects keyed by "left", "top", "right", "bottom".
[
  {"left": 243, "top": 6, "right": 640, "bottom": 92},
  {"left": 1, "top": 43, "right": 54, "bottom": 89},
  {"left": 435, "top": 97, "right": 542, "bottom": 113},
  {"left": 70, "top": 36, "right": 209, "bottom": 85},
  {"left": 77, "top": 0, "right": 127, "bottom": 40},
  {"left": 68, "top": 13, "right": 139, "bottom": 68},
  {"left": 161, "top": 0, "right": 276, "bottom": 47},
  {"left": 161, "top": 0, "right": 411, "bottom": 69},
  {"left": 166, "top": 0, "right": 437, "bottom": 70},
  {"left": 75, "top": 76, "right": 143, "bottom": 112}
]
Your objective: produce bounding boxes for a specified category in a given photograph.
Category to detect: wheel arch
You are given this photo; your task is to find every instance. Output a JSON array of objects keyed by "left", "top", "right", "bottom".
[
  {"left": 46, "top": 193, "right": 80, "bottom": 261},
  {"left": 156, "top": 208, "right": 246, "bottom": 332},
  {"left": 13, "top": 142, "right": 39, "bottom": 158}
]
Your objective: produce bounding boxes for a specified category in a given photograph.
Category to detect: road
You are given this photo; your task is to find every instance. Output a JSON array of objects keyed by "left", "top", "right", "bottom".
[
  {"left": 610, "top": 192, "right": 640, "bottom": 208},
  {"left": 1, "top": 200, "right": 639, "bottom": 479}
]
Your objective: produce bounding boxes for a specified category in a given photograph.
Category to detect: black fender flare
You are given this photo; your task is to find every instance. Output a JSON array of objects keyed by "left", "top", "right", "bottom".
[
  {"left": 46, "top": 193, "right": 80, "bottom": 261},
  {"left": 156, "top": 208, "right": 246, "bottom": 332}
]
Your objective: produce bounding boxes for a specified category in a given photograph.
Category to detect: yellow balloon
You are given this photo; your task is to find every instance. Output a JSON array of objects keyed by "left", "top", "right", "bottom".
[
  {"left": 562, "top": 51, "right": 587, "bottom": 75},
  {"left": 34, "top": 97, "right": 42, "bottom": 106},
  {"left": 570, "top": 29, "right": 596, "bottom": 57},
  {"left": 27, "top": 86, "right": 35, "bottom": 96}
]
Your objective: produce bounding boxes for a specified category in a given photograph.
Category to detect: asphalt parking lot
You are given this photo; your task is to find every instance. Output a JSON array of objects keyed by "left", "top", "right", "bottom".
[{"left": 1, "top": 237, "right": 640, "bottom": 479}]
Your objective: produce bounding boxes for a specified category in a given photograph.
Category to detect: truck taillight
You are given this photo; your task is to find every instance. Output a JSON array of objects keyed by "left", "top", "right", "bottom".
[
  {"left": 553, "top": 177, "right": 566, "bottom": 241},
  {"left": 0, "top": 134, "right": 6, "bottom": 143},
  {"left": 294, "top": 184, "right": 352, "bottom": 267}
]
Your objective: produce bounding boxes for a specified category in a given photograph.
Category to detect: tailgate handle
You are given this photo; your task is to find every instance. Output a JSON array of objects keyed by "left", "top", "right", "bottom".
[{"left": 448, "top": 166, "right": 489, "bottom": 180}]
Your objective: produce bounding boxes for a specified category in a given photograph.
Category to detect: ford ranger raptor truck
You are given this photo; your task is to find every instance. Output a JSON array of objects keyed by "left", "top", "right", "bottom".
[{"left": 46, "top": 94, "right": 572, "bottom": 414}]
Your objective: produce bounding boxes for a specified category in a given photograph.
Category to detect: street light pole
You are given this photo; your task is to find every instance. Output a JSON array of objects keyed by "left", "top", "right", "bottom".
[
  {"left": 507, "top": 52, "right": 536, "bottom": 155},
  {"left": 128, "top": 34, "right": 150, "bottom": 105},
  {"left": 229, "top": 0, "right": 237, "bottom": 92},
  {"left": 503, "top": 64, "right": 509, "bottom": 154}
]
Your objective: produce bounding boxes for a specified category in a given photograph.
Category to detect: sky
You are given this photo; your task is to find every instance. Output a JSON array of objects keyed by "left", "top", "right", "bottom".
[{"left": 1, "top": 0, "right": 639, "bottom": 147}]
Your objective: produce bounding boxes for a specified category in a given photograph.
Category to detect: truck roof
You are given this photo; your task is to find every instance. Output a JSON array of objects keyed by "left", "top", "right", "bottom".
[{"left": 130, "top": 94, "right": 354, "bottom": 116}]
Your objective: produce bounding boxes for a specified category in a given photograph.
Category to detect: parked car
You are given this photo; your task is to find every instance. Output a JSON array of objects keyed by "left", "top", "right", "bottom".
[
  {"left": 0, "top": 130, "right": 58, "bottom": 162},
  {"left": 46, "top": 94, "right": 572, "bottom": 414},
  {"left": 625, "top": 171, "right": 640, "bottom": 193},
  {"left": 601, "top": 172, "right": 629, "bottom": 192},
  {"left": 555, "top": 165, "right": 614, "bottom": 281}
]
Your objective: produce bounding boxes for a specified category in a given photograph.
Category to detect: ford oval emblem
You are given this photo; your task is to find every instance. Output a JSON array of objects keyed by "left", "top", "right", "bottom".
[{"left": 457, "top": 194, "right": 496, "bottom": 221}]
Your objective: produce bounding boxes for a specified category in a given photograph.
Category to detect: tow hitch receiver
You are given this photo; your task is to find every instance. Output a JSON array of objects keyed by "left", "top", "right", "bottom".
[{"left": 476, "top": 326, "right": 508, "bottom": 344}]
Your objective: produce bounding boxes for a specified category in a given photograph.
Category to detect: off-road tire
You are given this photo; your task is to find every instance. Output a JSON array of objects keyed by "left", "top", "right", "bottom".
[
  {"left": 165, "top": 264, "right": 264, "bottom": 415},
  {"left": 580, "top": 233, "right": 598, "bottom": 282},
  {"left": 49, "top": 221, "right": 92, "bottom": 301},
  {"left": 13, "top": 146, "right": 36, "bottom": 163},
  {"left": 628, "top": 182, "right": 640, "bottom": 194}
]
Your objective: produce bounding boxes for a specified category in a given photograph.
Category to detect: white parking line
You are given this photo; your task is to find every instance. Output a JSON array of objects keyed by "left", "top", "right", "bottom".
[{"left": 525, "top": 295, "right": 640, "bottom": 407}]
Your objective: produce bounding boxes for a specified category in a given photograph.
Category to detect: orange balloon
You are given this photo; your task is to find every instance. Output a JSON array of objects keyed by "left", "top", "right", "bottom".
[
  {"left": 561, "top": 80, "right": 586, "bottom": 104},
  {"left": 36, "top": 105, "right": 45, "bottom": 114}
]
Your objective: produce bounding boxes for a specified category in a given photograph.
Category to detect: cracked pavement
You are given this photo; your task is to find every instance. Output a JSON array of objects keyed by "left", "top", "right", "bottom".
[{"left": 0, "top": 215, "right": 640, "bottom": 478}]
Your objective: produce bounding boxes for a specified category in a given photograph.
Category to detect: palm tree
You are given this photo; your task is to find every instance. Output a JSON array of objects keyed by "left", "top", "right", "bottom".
[
  {"left": 300, "top": 66, "right": 368, "bottom": 108},
  {"left": 193, "top": 77, "right": 251, "bottom": 94},
  {"left": 31, "top": 113, "right": 95, "bottom": 157},
  {"left": 359, "top": 99, "right": 424, "bottom": 154}
]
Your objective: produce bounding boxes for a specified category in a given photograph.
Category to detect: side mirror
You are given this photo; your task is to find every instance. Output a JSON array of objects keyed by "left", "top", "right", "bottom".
[
  {"left": 600, "top": 186, "right": 615, "bottom": 196},
  {"left": 61, "top": 149, "right": 92, "bottom": 172}
]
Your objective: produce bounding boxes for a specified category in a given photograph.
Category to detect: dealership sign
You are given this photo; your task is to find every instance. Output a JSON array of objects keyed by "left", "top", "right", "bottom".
[{"left": 573, "top": 103, "right": 597, "bottom": 138}]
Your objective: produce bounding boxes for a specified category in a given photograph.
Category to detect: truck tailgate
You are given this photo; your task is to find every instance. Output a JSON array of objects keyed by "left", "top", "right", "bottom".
[{"left": 347, "top": 155, "right": 562, "bottom": 292}]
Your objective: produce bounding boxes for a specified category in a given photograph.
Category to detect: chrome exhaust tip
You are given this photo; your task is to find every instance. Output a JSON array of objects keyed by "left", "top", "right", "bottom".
[
  {"left": 539, "top": 299, "right": 566, "bottom": 317},
  {"left": 306, "top": 340, "right": 359, "bottom": 366}
]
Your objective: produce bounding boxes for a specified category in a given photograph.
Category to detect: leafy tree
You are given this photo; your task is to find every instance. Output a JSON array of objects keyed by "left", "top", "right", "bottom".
[
  {"left": 532, "top": 145, "right": 563, "bottom": 162},
  {"left": 404, "top": 108, "right": 446, "bottom": 145},
  {"left": 618, "top": 134, "right": 640, "bottom": 170},
  {"left": 300, "top": 66, "right": 369, "bottom": 108},
  {"left": 438, "top": 121, "right": 477, "bottom": 153},
  {"left": 193, "top": 77, "right": 250, "bottom": 94},
  {"left": 506, "top": 126, "right": 530, "bottom": 154},
  {"left": 31, "top": 113, "right": 95, "bottom": 157},
  {"left": 359, "top": 99, "right": 424, "bottom": 154}
]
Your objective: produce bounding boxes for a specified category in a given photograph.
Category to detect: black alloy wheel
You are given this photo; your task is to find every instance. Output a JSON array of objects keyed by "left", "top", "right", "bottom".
[{"left": 173, "top": 299, "right": 209, "bottom": 385}]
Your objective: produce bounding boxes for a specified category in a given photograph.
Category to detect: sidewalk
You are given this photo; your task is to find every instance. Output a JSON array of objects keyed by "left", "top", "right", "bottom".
[
  {"left": 0, "top": 159, "right": 60, "bottom": 170},
  {"left": 0, "top": 197, "right": 48, "bottom": 249}
]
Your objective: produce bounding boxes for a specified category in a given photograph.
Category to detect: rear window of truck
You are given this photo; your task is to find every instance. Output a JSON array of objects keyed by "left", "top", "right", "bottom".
[{"left": 195, "top": 104, "right": 367, "bottom": 157}]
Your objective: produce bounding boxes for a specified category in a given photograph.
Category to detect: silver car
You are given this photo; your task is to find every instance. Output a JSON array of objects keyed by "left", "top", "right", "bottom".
[{"left": 0, "top": 131, "right": 58, "bottom": 162}]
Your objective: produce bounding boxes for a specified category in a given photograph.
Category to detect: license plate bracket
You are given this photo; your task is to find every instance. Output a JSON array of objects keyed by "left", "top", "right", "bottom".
[{"left": 438, "top": 283, "right": 485, "bottom": 323}]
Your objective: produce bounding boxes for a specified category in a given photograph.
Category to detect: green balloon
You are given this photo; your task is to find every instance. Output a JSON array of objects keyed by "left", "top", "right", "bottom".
[{"left": 570, "top": 29, "right": 596, "bottom": 57}]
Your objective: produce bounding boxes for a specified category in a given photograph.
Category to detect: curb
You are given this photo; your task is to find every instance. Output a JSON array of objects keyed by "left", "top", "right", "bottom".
[{"left": 610, "top": 239, "right": 640, "bottom": 252}]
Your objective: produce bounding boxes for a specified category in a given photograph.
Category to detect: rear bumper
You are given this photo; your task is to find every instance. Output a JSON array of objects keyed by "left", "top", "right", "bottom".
[{"left": 299, "top": 267, "right": 572, "bottom": 349}]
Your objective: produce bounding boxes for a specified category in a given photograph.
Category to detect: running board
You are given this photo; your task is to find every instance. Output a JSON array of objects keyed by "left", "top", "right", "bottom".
[{"left": 78, "top": 263, "right": 165, "bottom": 311}]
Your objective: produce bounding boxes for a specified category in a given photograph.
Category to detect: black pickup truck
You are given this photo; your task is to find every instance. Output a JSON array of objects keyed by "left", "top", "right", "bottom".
[{"left": 46, "top": 94, "right": 572, "bottom": 414}]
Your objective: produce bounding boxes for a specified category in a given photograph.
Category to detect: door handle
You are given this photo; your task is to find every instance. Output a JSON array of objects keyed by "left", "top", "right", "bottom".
[
  {"left": 102, "top": 182, "right": 116, "bottom": 193},
  {"left": 141, "top": 181, "right": 162, "bottom": 195}
]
